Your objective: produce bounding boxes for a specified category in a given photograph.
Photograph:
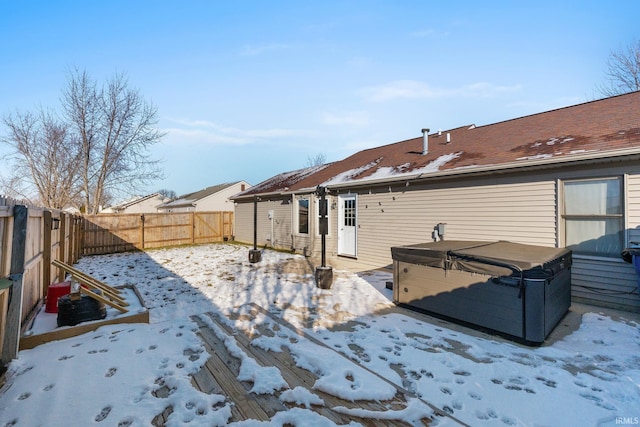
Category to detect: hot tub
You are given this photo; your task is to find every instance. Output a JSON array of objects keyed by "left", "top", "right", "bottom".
[{"left": 391, "top": 241, "right": 572, "bottom": 344}]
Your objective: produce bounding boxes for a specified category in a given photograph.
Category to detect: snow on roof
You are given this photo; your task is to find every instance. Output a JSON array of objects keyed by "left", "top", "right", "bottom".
[
  {"left": 234, "top": 91, "right": 640, "bottom": 197},
  {"left": 236, "top": 164, "right": 330, "bottom": 197}
]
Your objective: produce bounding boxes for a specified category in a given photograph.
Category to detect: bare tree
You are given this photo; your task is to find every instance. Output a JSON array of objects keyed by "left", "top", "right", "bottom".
[
  {"left": 157, "top": 188, "right": 176, "bottom": 200},
  {"left": 1, "top": 109, "right": 82, "bottom": 209},
  {"left": 597, "top": 39, "right": 640, "bottom": 97},
  {"left": 63, "top": 68, "right": 165, "bottom": 214},
  {"left": 306, "top": 152, "right": 327, "bottom": 167}
]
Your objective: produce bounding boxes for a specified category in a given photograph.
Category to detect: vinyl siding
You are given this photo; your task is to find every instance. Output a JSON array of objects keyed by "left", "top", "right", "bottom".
[
  {"left": 234, "top": 197, "right": 293, "bottom": 250},
  {"left": 334, "top": 178, "right": 557, "bottom": 270},
  {"left": 571, "top": 257, "right": 639, "bottom": 310},
  {"left": 567, "top": 172, "right": 640, "bottom": 311},
  {"left": 234, "top": 163, "right": 640, "bottom": 311}
]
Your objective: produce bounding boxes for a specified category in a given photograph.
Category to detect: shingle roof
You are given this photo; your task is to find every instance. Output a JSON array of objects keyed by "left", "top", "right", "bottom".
[
  {"left": 160, "top": 182, "right": 240, "bottom": 208},
  {"left": 235, "top": 91, "right": 640, "bottom": 198},
  {"left": 110, "top": 193, "right": 162, "bottom": 211}
]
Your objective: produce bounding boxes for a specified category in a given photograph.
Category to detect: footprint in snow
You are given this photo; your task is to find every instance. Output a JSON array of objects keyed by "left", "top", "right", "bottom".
[
  {"left": 535, "top": 376, "right": 557, "bottom": 388},
  {"left": 17, "top": 392, "right": 31, "bottom": 400},
  {"left": 58, "top": 355, "right": 74, "bottom": 361},
  {"left": 16, "top": 366, "right": 33, "bottom": 376},
  {"left": 95, "top": 406, "right": 112, "bottom": 422},
  {"left": 476, "top": 408, "right": 499, "bottom": 420},
  {"left": 105, "top": 367, "right": 117, "bottom": 378},
  {"left": 43, "top": 384, "right": 54, "bottom": 392},
  {"left": 468, "top": 391, "right": 482, "bottom": 400}
]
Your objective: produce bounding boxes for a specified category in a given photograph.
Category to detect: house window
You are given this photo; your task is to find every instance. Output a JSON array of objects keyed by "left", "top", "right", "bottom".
[
  {"left": 297, "top": 198, "right": 309, "bottom": 234},
  {"left": 563, "top": 177, "right": 623, "bottom": 257},
  {"left": 343, "top": 198, "right": 356, "bottom": 227}
]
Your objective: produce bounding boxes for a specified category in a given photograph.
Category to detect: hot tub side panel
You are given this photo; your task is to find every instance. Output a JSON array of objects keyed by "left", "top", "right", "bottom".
[
  {"left": 394, "top": 260, "right": 571, "bottom": 342},
  {"left": 394, "top": 260, "right": 526, "bottom": 338}
]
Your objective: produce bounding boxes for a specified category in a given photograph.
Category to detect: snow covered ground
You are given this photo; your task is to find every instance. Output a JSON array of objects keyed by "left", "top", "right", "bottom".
[{"left": 0, "top": 243, "right": 639, "bottom": 426}]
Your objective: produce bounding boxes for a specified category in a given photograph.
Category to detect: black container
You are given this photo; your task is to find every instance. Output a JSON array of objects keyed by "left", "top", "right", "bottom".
[{"left": 57, "top": 293, "right": 107, "bottom": 327}]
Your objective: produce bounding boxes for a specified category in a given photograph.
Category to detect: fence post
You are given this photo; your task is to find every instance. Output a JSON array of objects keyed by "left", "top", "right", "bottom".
[
  {"left": 1, "top": 205, "right": 28, "bottom": 365},
  {"left": 43, "top": 210, "right": 52, "bottom": 296},
  {"left": 190, "top": 212, "right": 195, "bottom": 244},
  {"left": 140, "top": 214, "right": 145, "bottom": 249},
  {"left": 59, "top": 213, "right": 67, "bottom": 273},
  {"left": 74, "top": 216, "right": 82, "bottom": 262}
]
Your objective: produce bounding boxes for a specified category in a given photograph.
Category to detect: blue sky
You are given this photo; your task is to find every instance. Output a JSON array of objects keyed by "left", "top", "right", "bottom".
[{"left": 1, "top": 1, "right": 638, "bottom": 200}]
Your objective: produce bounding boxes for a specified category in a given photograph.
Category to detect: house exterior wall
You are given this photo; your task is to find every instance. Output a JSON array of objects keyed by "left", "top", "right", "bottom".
[
  {"left": 330, "top": 163, "right": 640, "bottom": 312},
  {"left": 119, "top": 195, "right": 165, "bottom": 213},
  {"left": 196, "top": 182, "right": 249, "bottom": 212},
  {"left": 330, "top": 174, "right": 557, "bottom": 269},
  {"left": 234, "top": 196, "right": 293, "bottom": 250},
  {"left": 233, "top": 161, "right": 640, "bottom": 311}
]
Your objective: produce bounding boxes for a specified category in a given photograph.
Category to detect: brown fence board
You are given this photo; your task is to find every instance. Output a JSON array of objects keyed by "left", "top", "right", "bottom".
[
  {"left": 0, "top": 200, "right": 82, "bottom": 369},
  {"left": 82, "top": 211, "right": 234, "bottom": 255}
]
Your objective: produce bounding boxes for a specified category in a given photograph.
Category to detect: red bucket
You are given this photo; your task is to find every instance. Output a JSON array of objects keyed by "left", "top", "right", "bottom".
[{"left": 45, "top": 281, "right": 71, "bottom": 313}]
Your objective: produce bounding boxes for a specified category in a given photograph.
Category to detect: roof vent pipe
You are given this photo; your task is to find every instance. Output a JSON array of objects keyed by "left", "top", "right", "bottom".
[
  {"left": 421, "top": 128, "right": 430, "bottom": 155},
  {"left": 446, "top": 133, "right": 451, "bottom": 143}
]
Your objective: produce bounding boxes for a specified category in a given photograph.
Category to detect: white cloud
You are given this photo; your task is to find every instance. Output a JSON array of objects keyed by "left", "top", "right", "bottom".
[
  {"left": 320, "top": 111, "right": 370, "bottom": 126},
  {"left": 361, "top": 80, "right": 522, "bottom": 102},
  {"left": 162, "top": 118, "right": 312, "bottom": 146}
]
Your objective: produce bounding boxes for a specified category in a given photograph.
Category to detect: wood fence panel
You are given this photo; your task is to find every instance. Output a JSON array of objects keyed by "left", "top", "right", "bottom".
[
  {"left": 143, "top": 212, "right": 193, "bottom": 248},
  {"left": 0, "top": 200, "right": 82, "bottom": 367},
  {"left": 0, "top": 204, "right": 13, "bottom": 278},
  {"left": 82, "top": 214, "right": 140, "bottom": 255},
  {"left": 82, "top": 211, "right": 234, "bottom": 255}
]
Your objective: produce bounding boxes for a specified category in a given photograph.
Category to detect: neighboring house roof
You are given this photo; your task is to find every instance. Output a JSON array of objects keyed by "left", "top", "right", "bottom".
[
  {"left": 104, "top": 193, "right": 163, "bottom": 213},
  {"left": 159, "top": 182, "right": 242, "bottom": 209},
  {"left": 235, "top": 91, "right": 640, "bottom": 198}
]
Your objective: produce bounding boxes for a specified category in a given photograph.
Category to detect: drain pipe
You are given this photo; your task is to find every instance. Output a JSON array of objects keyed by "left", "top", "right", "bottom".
[{"left": 421, "top": 128, "right": 430, "bottom": 155}]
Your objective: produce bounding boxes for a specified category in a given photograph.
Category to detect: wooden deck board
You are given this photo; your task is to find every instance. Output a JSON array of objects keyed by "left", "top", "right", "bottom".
[
  {"left": 201, "top": 312, "right": 379, "bottom": 426},
  {"left": 155, "top": 303, "right": 471, "bottom": 426}
]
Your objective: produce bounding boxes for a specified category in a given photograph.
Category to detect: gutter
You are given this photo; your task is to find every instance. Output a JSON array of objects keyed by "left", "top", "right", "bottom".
[
  {"left": 324, "top": 147, "right": 640, "bottom": 191},
  {"left": 231, "top": 146, "right": 640, "bottom": 200}
]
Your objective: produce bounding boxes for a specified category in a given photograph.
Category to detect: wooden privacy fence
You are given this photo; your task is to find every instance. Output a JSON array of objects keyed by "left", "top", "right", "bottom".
[
  {"left": 1, "top": 199, "right": 82, "bottom": 368},
  {"left": 82, "top": 211, "right": 234, "bottom": 255}
]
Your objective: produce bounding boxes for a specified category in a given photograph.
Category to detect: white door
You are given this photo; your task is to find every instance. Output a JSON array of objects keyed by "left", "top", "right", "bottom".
[{"left": 338, "top": 194, "right": 357, "bottom": 257}]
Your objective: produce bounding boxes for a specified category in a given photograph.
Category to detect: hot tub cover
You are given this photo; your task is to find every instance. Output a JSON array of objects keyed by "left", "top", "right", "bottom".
[{"left": 391, "top": 240, "right": 572, "bottom": 279}]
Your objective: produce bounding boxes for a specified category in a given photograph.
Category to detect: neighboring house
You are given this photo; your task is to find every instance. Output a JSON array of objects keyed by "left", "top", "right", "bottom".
[
  {"left": 232, "top": 91, "right": 640, "bottom": 311},
  {"left": 100, "top": 193, "right": 168, "bottom": 214},
  {"left": 157, "top": 181, "right": 250, "bottom": 213}
]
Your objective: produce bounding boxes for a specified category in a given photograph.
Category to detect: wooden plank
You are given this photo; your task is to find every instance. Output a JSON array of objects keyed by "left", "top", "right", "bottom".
[
  {"left": 52, "top": 259, "right": 123, "bottom": 295},
  {"left": 246, "top": 303, "right": 467, "bottom": 426},
  {"left": 1, "top": 205, "right": 28, "bottom": 365},
  {"left": 52, "top": 260, "right": 129, "bottom": 306},
  {"left": 202, "top": 312, "right": 381, "bottom": 425},
  {"left": 79, "top": 287, "right": 128, "bottom": 313},
  {"left": 68, "top": 272, "right": 128, "bottom": 306},
  {"left": 192, "top": 318, "right": 276, "bottom": 421}
]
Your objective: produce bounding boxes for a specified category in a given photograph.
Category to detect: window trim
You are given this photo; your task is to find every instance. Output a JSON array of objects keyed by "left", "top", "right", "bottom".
[
  {"left": 561, "top": 176, "right": 625, "bottom": 258},
  {"left": 296, "top": 197, "right": 310, "bottom": 235}
]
